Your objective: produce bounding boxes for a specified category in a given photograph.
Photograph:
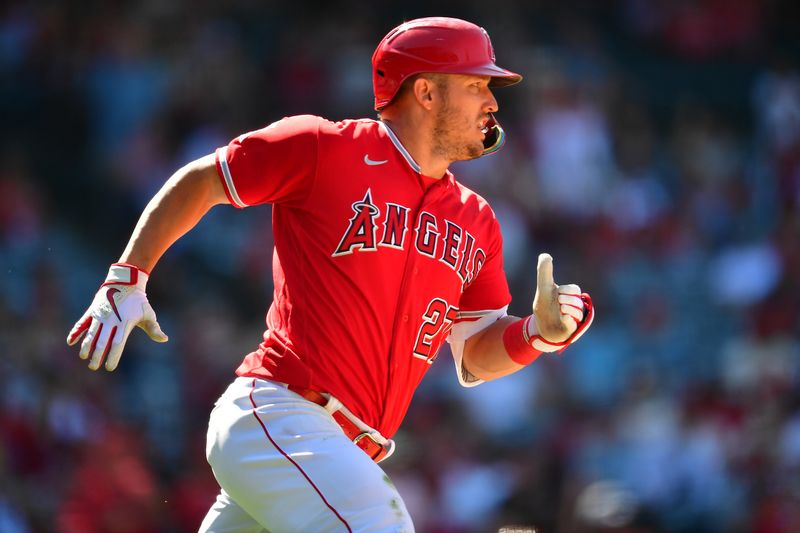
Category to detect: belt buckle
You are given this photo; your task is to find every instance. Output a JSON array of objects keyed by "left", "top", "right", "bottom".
[{"left": 353, "top": 432, "right": 386, "bottom": 462}]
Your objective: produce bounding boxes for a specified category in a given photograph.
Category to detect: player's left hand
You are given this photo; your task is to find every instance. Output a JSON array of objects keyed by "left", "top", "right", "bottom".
[
  {"left": 66, "top": 263, "right": 168, "bottom": 371},
  {"left": 530, "top": 253, "right": 594, "bottom": 352}
]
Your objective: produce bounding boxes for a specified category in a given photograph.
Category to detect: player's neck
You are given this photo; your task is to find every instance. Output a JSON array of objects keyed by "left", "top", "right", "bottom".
[{"left": 380, "top": 117, "right": 449, "bottom": 180}]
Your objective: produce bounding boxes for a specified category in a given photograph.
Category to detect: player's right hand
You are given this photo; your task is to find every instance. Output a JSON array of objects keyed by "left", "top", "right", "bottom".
[{"left": 66, "top": 263, "right": 168, "bottom": 371}]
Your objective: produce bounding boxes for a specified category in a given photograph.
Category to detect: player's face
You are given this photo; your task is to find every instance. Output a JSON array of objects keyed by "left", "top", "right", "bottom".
[{"left": 431, "top": 75, "right": 498, "bottom": 161}]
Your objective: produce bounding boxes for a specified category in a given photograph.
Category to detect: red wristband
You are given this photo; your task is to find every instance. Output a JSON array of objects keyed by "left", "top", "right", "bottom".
[{"left": 502, "top": 316, "right": 543, "bottom": 365}]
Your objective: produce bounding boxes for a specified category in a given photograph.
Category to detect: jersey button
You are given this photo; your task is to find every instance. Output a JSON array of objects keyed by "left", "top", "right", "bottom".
[
  {"left": 413, "top": 267, "right": 419, "bottom": 275},
  {"left": 402, "top": 314, "right": 409, "bottom": 322}
]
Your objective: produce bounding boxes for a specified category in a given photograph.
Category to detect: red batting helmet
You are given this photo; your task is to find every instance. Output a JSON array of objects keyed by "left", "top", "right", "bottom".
[{"left": 372, "top": 17, "right": 522, "bottom": 111}]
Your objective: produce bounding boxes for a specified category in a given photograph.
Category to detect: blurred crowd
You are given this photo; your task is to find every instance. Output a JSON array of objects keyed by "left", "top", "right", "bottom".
[{"left": 1, "top": 1, "right": 799, "bottom": 532}]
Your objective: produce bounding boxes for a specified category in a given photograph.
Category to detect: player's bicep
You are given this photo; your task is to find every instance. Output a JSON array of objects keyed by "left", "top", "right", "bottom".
[{"left": 190, "top": 153, "right": 231, "bottom": 207}]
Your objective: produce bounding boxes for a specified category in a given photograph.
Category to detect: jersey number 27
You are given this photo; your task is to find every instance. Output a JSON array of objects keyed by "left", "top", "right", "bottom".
[{"left": 412, "top": 298, "right": 458, "bottom": 364}]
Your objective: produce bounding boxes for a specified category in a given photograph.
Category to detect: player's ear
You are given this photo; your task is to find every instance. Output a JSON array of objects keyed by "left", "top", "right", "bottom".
[{"left": 412, "top": 77, "right": 437, "bottom": 110}]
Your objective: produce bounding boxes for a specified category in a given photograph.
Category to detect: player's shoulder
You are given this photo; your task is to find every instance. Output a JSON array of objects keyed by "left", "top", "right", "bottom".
[
  {"left": 452, "top": 180, "right": 504, "bottom": 245},
  {"left": 451, "top": 177, "right": 496, "bottom": 216},
  {"left": 272, "top": 114, "right": 376, "bottom": 129},
  {"left": 242, "top": 114, "right": 325, "bottom": 141},
  {"left": 246, "top": 115, "right": 380, "bottom": 141},
  {"left": 319, "top": 116, "right": 383, "bottom": 139}
]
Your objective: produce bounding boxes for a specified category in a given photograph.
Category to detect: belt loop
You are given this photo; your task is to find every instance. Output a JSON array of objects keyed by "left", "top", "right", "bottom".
[{"left": 379, "top": 438, "right": 396, "bottom": 462}]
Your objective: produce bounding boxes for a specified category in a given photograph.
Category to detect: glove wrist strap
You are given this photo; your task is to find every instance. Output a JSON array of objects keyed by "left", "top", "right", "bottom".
[{"left": 102, "top": 263, "right": 149, "bottom": 289}]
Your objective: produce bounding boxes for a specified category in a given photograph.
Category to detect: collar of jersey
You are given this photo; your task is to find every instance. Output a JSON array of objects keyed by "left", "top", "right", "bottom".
[
  {"left": 378, "top": 120, "right": 422, "bottom": 174},
  {"left": 377, "top": 120, "right": 455, "bottom": 187},
  {"left": 377, "top": 120, "right": 421, "bottom": 174}
]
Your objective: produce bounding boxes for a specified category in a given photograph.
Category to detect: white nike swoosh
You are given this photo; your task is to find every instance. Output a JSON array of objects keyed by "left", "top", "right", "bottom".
[{"left": 364, "top": 154, "right": 388, "bottom": 166}]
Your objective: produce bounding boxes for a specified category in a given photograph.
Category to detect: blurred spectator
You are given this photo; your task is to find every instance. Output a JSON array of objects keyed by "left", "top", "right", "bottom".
[
  {"left": 56, "top": 425, "right": 162, "bottom": 532},
  {"left": 526, "top": 62, "right": 615, "bottom": 218}
]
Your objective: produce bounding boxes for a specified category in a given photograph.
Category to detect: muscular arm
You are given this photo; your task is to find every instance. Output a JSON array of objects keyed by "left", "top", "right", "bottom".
[
  {"left": 119, "top": 154, "right": 230, "bottom": 272},
  {"left": 461, "top": 315, "right": 526, "bottom": 381}
]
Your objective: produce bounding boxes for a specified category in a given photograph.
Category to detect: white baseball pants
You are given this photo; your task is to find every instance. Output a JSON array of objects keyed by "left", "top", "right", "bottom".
[{"left": 199, "top": 377, "right": 413, "bottom": 533}]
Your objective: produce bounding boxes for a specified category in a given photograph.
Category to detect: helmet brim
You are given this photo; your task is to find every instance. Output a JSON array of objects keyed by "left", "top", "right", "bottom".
[
  {"left": 452, "top": 63, "right": 523, "bottom": 87},
  {"left": 489, "top": 71, "right": 523, "bottom": 87}
]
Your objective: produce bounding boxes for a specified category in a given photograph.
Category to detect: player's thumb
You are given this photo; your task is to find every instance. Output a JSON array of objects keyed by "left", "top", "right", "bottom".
[
  {"left": 139, "top": 320, "right": 169, "bottom": 343},
  {"left": 533, "top": 252, "right": 558, "bottom": 314},
  {"left": 534, "top": 252, "right": 570, "bottom": 342},
  {"left": 536, "top": 253, "right": 556, "bottom": 290}
]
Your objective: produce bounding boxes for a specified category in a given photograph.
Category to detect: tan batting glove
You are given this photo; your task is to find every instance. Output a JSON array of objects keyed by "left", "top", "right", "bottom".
[
  {"left": 530, "top": 253, "right": 594, "bottom": 352},
  {"left": 66, "top": 263, "right": 168, "bottom": 371}
]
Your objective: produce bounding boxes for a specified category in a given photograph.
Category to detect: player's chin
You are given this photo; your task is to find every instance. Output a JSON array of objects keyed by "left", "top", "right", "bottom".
[
  {"left": 464, "top": 141, "right": 484, "bottom": 160},
  {"left": 448, "top": 140, "right": 484, "bottom": 162}
]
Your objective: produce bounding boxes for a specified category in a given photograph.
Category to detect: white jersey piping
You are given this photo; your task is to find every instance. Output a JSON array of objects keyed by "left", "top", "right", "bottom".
[{"left": 377, "top": 121, "right": 422, "bottom": 174}]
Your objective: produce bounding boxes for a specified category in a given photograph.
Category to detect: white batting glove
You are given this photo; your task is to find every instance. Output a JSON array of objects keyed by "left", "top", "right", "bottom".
[
  {"left": 66, "top": 263, "right": 168, "bottom": 371},
  {"left": 530, "top": 253, "right": 594, "bottom": 352}
]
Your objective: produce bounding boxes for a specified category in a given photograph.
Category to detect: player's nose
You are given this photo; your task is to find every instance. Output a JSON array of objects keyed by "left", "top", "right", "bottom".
[{"left": 484, "top": 89, "right": 498, "bottom": 113}]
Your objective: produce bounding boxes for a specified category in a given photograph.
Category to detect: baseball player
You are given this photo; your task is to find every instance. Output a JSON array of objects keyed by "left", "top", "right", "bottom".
[{"left": 67, "top": 17, "right": 594, "bottom": 532}]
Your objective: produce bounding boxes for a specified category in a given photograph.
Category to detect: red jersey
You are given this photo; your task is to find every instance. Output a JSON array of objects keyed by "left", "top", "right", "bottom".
[{"left": 215, "top": 115, "right": 511, "bottom": 437}]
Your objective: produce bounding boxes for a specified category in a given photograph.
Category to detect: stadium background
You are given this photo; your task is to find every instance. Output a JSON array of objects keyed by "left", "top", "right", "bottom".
[{"left": 1, "top": 1, "right": 799, "bottom": 531}]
